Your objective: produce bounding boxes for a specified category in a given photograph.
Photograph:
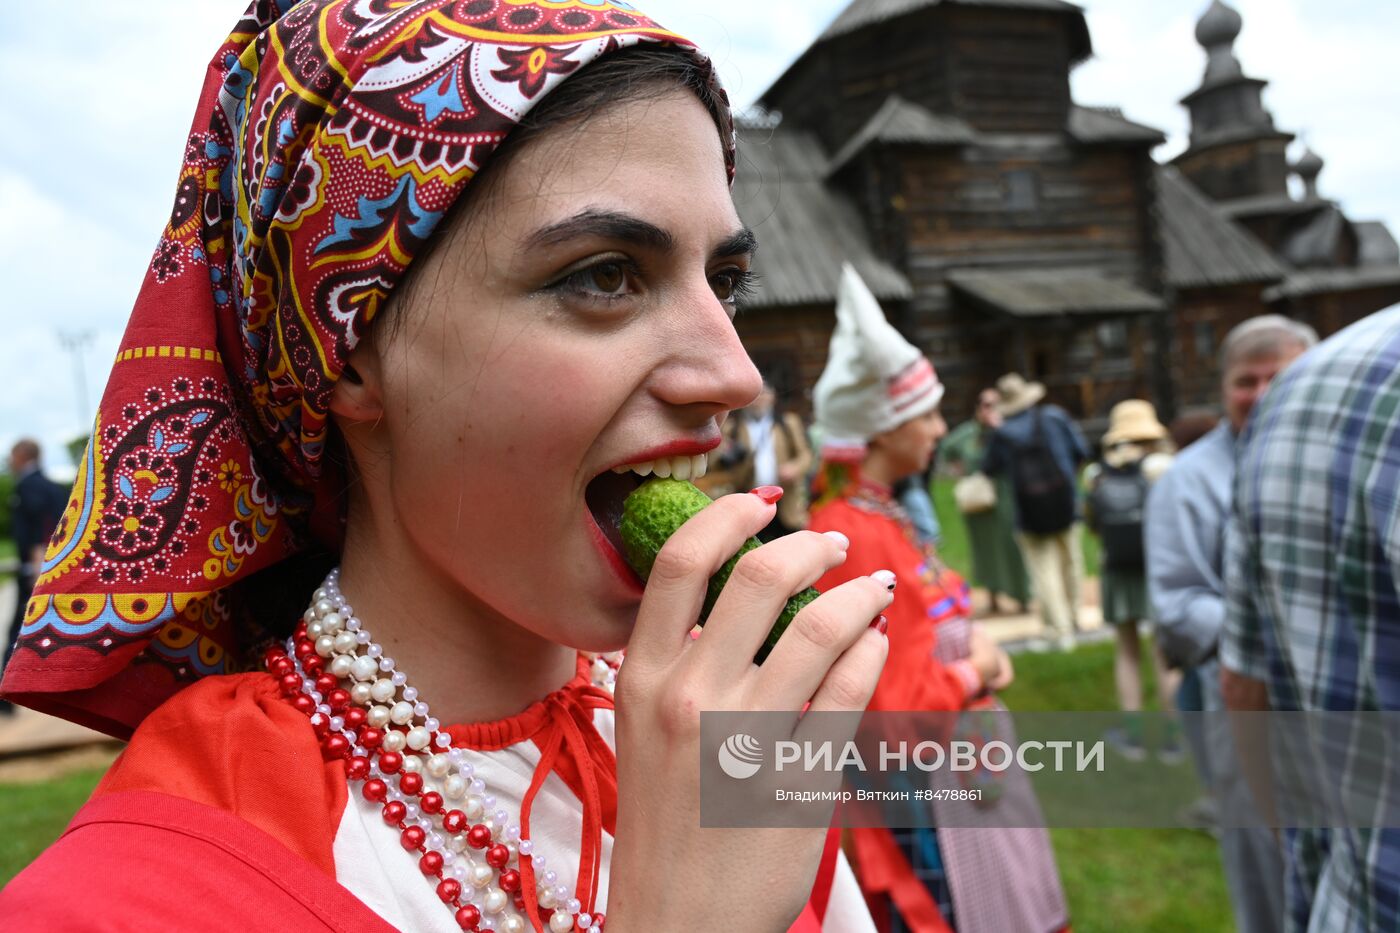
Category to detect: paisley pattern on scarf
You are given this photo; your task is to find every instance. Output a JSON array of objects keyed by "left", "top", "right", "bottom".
[{"left": 4, "top": 0, "right": 732, "bottom": 736}]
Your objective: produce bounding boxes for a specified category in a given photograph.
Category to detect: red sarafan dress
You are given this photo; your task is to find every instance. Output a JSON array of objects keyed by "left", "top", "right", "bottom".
[
  {"left": 1, "top": 654, "right": 872, "bottom": 931},
  {"left": 809, "top": 478, "right": 1070, "bottom": 933}
]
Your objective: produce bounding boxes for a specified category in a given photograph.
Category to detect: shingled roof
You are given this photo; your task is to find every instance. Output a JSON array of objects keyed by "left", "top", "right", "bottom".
[
  {"left": 1217, "top": 193, "right": 1322, "bottom": 220},
  {"left": 1067, "top": 106, "right": 1166, "bottom": 147},
  {"left": 827, "top": 96, "right": 977, "bottom": 176},
  {"left": 818, "top": 0, "right": 1091, "bottom": 59},
  {"left": 1155, "top": 166, "right": 1285, "bottom": 290},
  {"left": 733, "top": 126, "right": 913, "bottom": 309},
  {"left": 1279, "top": 204, "right": 1349, "bottom": 269},
  {"left": 947, "top": 268, "right": 1165, "bottom": 316},
  {"left": 1264, "top": 266, "right": 1400, "bottom": 303},
  {"left": 1355, "top": 221, "right": 1400, "bottom": 267}
]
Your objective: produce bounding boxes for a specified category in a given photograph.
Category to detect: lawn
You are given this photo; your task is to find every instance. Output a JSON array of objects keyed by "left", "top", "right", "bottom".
[
  {"left": 1000, "top": 641, "right": 1232, "bottom": 933},
  {"left": 928, "top": 478, "right": 1231, "bottom": 929},
  {"left": 0, "top": 766, "right": 107, "bottom": 883}
]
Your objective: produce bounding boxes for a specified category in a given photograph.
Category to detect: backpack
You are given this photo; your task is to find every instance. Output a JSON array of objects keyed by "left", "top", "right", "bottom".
[
  {"left": 1009, "top": 408, "right": 1076, "bottom": 534},
  {"left": 1088, "top": 461, "right": 1148, "bottom": 570}
]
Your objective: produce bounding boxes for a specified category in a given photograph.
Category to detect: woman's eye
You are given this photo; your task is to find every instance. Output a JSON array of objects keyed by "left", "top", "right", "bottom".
[
  {"left": 551, "top": 258, "right": 637, "bottom": 302},
  {"left": 589, "top": 262, "right": 626, "bottom": 295},
  {"left": 710, "top": 268, "right": 755, "bottom": 305},
  {"left": 711, "top": 272, "right": 736, "bottom": 302}
]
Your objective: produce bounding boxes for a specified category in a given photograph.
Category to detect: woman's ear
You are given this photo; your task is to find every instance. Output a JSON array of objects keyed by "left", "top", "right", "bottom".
[{"left": 330, "top": 342, "right": 385, "bottom": 424}]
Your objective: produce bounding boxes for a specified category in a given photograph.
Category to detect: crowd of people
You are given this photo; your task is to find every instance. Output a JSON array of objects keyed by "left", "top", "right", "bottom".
[
  {"left": 669, "top": 301, "right": 1391, "bottom": 933},
  {"left": 0, "top": 2, "right": 1394, "bottom": 931}
]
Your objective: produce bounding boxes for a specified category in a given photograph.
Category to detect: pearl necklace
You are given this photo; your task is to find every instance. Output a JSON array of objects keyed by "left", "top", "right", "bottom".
[{"left": 266, "top": 568, "right": 619, "bottom": 932}]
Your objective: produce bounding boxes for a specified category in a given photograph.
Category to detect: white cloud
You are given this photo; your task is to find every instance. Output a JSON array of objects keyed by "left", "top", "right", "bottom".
[
  {"left": 1, "top": 0, "right": 1395, "bottom": 468},
  {"left": 639, "top": 1, "right": 846, "bottom": 106}
]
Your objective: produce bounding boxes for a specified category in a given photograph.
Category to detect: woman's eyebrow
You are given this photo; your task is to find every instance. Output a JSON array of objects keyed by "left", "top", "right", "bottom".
[
  {"left": 712, "top": 227, "right": 757, "bottom": 261},
  {"left": 525, "top": 209, "right": 675, "bottom": 252}
]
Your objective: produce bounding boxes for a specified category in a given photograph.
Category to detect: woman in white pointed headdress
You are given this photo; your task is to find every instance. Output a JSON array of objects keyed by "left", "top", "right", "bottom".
[{"left": 808, "top": 265, "right": 1069, "bottom": 933}]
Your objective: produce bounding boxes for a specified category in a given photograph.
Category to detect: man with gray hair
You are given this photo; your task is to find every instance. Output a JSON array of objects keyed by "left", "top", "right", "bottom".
[
  {"left": 1143, "top": 313, "right": 1317, "bottom": 933},
  {"left": 1222, "top": 304, "right": 1400, "bottom": 931}
]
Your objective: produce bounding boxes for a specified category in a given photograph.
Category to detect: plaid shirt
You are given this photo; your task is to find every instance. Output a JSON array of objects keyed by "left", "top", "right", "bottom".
[{"left": 1222, "top": 305, "right": 1400, "bottom": 933}]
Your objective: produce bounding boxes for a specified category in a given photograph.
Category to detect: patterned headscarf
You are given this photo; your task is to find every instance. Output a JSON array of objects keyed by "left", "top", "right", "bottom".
[{"left": 3, "top": 0, "right": 733, "bottom": 737}]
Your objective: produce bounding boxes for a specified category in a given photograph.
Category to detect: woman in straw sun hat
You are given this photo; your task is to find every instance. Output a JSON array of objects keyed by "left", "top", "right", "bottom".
[
  {"left": 993, "top": 373, "right": 1045, "bottom": 417},
  {"left": 982, "top": 373, "right": 1091, "bottom": 650},
  {"left": 1085, "top": 400, "right": 1181, "bottom": 762}
]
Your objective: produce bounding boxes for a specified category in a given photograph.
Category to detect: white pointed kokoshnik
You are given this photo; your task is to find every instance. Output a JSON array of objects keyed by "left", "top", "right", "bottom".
[
  {"left": 271, "top": 568, "right": 620, "bottom": 933},
  {"left": 813, "top": 263, "right": 945, "bottom": 462}
]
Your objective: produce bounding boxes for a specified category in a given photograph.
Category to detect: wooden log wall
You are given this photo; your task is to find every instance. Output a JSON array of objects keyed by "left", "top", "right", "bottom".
[
  {"left": 1280, "top": 286, "right": 1400, "bottom": 340},
  {"left": 733, "top": 304, "right": 841, "bottom": 418},
  {"left": 768, "top": 22, "right": 950, "bottom": 155},
  {"left": 896, "top": 146, "right": 1149, "bottom": 271},
  {"left": 766, "top": 7, "right": 1074, "bottom": 153},
  {"left": 1175, "top": 137, "right": 1291, "bottom": 202},
  {"left": 879, "top": 142, "right": 1159, "bottom": 420},
  {"left": 942, "top": 7, "right": 1073, "bottom": 134},
  {"left": 1170, "top": 286, "right": 1270, "bottom": 410}
]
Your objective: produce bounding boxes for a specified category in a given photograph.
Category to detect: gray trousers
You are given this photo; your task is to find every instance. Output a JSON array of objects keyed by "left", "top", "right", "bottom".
[{"left": 1198, "top": 658, "right": 1286, "bottom": 933}]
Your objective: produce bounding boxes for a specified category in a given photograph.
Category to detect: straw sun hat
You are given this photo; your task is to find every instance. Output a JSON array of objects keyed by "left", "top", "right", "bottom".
[
  {"left": 1102, "top": 400, "right": 1169, "bottom": 447},
  {"left": 995, "top": 372, "right": 1046, "bottom": 417}
]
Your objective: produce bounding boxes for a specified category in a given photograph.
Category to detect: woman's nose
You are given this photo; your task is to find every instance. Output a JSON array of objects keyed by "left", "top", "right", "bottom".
[{"left": 649, "top": 283, "right": 762, "bottom": 414}]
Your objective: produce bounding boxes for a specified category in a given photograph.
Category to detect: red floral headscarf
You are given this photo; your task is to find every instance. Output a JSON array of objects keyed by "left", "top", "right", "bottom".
[{"left": 3, "top": 0, "right": 734, "bottom": 738}]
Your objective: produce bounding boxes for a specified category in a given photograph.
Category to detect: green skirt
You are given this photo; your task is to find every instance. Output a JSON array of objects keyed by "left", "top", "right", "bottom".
[
  {"left": 1100, "top": 566, "right": 1149, "bottom": 625},
  {"left": 964, "top": 506, "right": 1031, "bottom": 604}
]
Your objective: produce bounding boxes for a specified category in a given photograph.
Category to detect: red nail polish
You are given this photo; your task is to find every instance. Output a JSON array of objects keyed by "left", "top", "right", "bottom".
[
  {"left": 870, "top": 614, "right": 888, "bottom": 633},
  {"left": 750, "top": 485, "right": 784, "bottom": 504}
]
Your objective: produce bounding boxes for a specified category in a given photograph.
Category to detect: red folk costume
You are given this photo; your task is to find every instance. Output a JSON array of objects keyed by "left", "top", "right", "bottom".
[
  {"left": 807, "top": 268, "right": 1068, "bottom": 933},
  {"left": 0, "top": 2, "right": 865, "bottom": 929}
]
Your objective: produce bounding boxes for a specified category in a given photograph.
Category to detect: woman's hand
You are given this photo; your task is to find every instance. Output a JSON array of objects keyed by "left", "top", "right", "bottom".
[
  {"left": 608, "top": 491, "right": 892, "bottom": 931},
  {"left": 967, "top": 625, "right": 1006, "bottom": 686},
  {"left": 986, "top": 648, "right": 1015, "bottom": 692}
]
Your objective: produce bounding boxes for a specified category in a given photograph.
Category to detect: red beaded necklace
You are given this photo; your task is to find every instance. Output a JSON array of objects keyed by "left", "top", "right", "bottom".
[{"left": 268, "top": 568, "right": 619, "bottom": 932}]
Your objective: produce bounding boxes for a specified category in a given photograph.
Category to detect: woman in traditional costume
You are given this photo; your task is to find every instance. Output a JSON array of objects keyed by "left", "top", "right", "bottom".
[
  {"left": 0, "top": 4, "right": 898, "bottom": 929},
  {"left": 807, "top": 267, "right": 1069, "bottom": 933}
]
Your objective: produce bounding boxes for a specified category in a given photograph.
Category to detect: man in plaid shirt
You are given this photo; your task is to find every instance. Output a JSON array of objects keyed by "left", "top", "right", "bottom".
[{"left": 1222, "top": 304, "right": 1400, "bottom": 932}]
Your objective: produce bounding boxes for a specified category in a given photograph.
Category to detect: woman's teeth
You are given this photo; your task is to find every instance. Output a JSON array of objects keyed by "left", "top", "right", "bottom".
[{"left": 610, "top": 453, "right": 709, "bottom": 481}]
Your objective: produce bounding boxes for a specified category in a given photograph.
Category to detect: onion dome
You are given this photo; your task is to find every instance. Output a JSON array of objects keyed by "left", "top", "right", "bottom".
[
  {"left": 1293, "top": 147, "right": 1324, "bottom": 198},
  {"left": 1294, "top": 147, "right": 1324, "bottom": 178},
  {"left": 1196, "top": 0, "right": 1243, "bottom": 49}
]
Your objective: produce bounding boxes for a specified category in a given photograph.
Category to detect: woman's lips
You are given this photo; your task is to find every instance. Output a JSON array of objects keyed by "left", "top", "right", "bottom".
[
  {"left": 609, "top": 435, "right": 721, "bottom": 472},
  {"left": 584, "top": 509, "right": 645, "bottom": 596}
]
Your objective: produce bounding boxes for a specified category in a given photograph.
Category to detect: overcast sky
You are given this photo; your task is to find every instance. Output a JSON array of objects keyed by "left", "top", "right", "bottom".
[{"left": 3, "top": 0, "right": 1396, "bottom": 475}]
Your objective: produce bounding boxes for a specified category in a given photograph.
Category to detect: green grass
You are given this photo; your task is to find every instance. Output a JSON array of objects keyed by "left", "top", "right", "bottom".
[
  {"left": 0, "top": 648, "right": 1232, "bottom": 930},
  {"left": 930, "top": 477, "right": 1101, "bottom": 579},
  {"left": 1000, "top": 641, "right": 1232, "bottom": 932},
  {"left": 999, "top": 640, "right": 1140, "bottom": 713},
  {"left": 930, "top": 477, "right": 973, "bottom": 576},
  {"left": 0, "top": 767, "right": 105, "bottom": 883},
  {"left": 0, "top": 539, "right": 15, "bottom": 580},
  {"left": 1049, "top": 826, "right": 1231, "bottom": 933}
]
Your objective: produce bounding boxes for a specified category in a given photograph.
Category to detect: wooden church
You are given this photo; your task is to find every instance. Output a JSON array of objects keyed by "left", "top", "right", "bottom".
[{"left": 730, "top": 0, "right": 1400, "bottom": 426}]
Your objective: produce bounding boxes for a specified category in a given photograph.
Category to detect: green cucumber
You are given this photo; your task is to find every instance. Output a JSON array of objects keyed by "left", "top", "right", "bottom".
[{"left": 619, "top": 477, "right": 818, "bottom": 662}]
